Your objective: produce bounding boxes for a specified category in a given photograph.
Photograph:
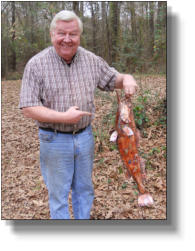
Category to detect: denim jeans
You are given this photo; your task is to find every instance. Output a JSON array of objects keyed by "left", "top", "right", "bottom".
[{"left": 38, "top": 125, "right": 94, "bottom": 219}]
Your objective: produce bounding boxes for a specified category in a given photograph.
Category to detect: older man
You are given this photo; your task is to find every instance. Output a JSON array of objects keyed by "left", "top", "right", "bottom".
[{"left": 19, "top": 10, "right": 137, "bottom": 219}]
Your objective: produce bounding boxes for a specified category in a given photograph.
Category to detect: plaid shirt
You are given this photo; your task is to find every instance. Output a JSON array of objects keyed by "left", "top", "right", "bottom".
[{"left": 19, "top": 46, "right": 118, "bottom": 132}]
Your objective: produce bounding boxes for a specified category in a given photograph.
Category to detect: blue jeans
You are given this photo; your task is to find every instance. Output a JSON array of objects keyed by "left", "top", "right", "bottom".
[{"left": 38, "top": 125, "right": 94, "bottom": 219}]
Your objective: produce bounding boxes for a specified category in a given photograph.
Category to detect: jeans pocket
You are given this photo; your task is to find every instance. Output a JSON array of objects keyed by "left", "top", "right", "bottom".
[
  {"left": 86, "top": 127, "right": 95, "bottom": 151},
  {"left": 86, "top": 125, "right": 93, "bottom": 135},
  {"left": 39, "top": 132, "right": 56, "bottom": 143}
]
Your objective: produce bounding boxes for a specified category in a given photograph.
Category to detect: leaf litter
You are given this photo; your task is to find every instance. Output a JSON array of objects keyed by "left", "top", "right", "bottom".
[{"left": 1, "top": 75, "right": 166, "bottom": 219}]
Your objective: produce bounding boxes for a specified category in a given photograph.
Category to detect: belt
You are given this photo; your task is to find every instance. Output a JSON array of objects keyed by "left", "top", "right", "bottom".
[{"left": 39, "top": 126, "right": 87, "bottom": 134}]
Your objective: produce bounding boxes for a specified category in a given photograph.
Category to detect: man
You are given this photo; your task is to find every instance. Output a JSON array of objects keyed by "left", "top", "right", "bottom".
[{"left": 19, "top": 10, "right": 137, "bottom": 219}]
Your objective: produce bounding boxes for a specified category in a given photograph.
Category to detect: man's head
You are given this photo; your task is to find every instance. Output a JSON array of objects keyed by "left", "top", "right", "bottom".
[{"left": 50, "top": 10, "right": 83, "bottom": 63}]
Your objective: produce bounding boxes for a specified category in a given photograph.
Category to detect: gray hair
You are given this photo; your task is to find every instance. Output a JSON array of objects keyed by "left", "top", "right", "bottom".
[{"left": 50, "top": 10, "right": 83, "bottom": 33}]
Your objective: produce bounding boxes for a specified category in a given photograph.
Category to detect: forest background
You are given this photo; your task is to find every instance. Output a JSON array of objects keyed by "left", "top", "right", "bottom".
[
  {"left": 1, "top": 1, "right": 166, "bottom": 79},
  {"left": 1, "top": 1, "right": 167, "bottom": 219}
]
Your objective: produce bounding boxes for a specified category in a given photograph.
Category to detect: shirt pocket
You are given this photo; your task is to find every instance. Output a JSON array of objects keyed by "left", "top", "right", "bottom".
[
  {"left": 41, "top": 87, "right": 71, "bottom": 111},
  {"left": 80, "top": 90, "right": 94, "bottom": 113}
]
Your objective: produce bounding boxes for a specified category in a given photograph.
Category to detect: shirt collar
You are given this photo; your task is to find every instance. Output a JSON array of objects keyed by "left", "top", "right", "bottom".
[{"left": 52, "top": 46, "right": 80, "bottom": 65}]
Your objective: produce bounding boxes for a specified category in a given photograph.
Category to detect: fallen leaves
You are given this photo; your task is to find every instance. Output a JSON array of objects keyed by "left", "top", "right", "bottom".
[{"left": 1, "top": 75, "right": 166, "bottom": 219}]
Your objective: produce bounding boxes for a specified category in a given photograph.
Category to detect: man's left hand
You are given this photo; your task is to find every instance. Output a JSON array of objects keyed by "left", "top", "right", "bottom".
[{"left": 115, "top": 73, "right": 138, "bottom": 97}]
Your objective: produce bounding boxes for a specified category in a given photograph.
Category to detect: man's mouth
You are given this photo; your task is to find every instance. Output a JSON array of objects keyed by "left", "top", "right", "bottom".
[{"left": 61, "top": 44, "right": 72, "bottom": 48}]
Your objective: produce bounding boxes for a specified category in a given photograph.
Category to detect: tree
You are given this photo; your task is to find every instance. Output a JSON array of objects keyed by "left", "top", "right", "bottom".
[
  {"left": 1, "top": 1, "right": 167, "bottom": 79},
  {"left": 109, "top": 1, "right": 120, "bottom": 65},
  {"left": 90, "top": 2, "right": 97, "bottom": 54},
  {"left": 156, "top": 2, "right": 166, "bottom": 59},
  {"left": 129, "top": 2, "right": 137, "bottom": 42},
  {"left": 11, "top": 1, "right": 16, "bottom": 71},
  {"left": 148, "top": 2, "right": 154, "bottom": 57},
  {"left": 100, "top": 2, "right": 109, "bottom": 62},
  {"left": 73, "top": 2, "right": 80, "bottom": 16}
]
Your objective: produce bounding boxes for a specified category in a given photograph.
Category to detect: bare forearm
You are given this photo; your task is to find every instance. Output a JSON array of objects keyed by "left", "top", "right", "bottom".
[
  {"left": 22, "top": 106, "right": 67, "bottom": 123},
  {"left": 22, "top": 106, "right": 91, "bottom": 124}
]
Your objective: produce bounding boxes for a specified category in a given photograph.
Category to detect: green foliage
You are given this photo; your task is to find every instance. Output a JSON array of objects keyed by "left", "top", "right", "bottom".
[
  {"left": 93, "top": 89, "right": 118, "bottom": 152},
  {"left": 133, "top": 91, "right": 150, "bottom": 129},
  {"left": 153, "top": 97, "right": 167, "bottom": 127},
  {"left": 112, "top": 32, "right": 145, "bottom": 73},
  {"left": 122, "top": 182, "right": 128, "bottom": 189},
  {"left": 134, "top": 105, "right": 148, "bottom": 128},
  {"left": 149, "top": 147, "right": 161, "bottom": 155},
  {"left": 118, "top": 166, "right": 123, "bottom": 174},
  {"left": 110, "top": 144, "right": 118, "bottom": 151},
  {"left": 108, "top": 178, "right": 112, "bottom": 184},
  {"left": 145, "top": 160, "right": 153, "bottom": 170}
]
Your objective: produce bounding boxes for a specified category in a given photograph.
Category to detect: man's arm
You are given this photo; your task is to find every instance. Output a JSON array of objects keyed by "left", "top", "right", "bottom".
[
  {"left": 115, "top": 73, "right": 138, "bottom": 96},
  {"left": 22, "top": 106, "right": 91, "bottom": 124}
]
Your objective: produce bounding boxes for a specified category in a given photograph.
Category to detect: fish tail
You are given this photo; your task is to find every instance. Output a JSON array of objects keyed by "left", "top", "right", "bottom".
[{"left": 133, "top": 172, "right": 146, "bottom": 194}]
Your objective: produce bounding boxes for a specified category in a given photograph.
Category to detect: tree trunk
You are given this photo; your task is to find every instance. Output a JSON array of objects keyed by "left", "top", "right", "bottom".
[
  {"left": 30, "top": 2, "right": 35, "bottom": 44},
  {"left": 129, "top": 2, "right": 137, "bottom": 42},
  {"left": 11, "top": 1, "right": 16, "bottom": 71},
  {"left": 148, "top": 2, "right": 154, "bottom": 57},
  {"left": 157, "top": 1, "right": 166, "bottom": 29},
  {"left": 156, "top": 2, "right": 167, "bottom": 65},
  {"left": 90, "top": 2, "right": 97, "bottom": 53},
  {"left": 105, "top": 3, "right": 112, "bottom": 64},
  {"left": 101, "top": 2, "right": 109, "bottom": 61},
  {"left": 73, "top": 2, "right": 80, "bottom": 16},
  {"left": 80, "top": 2, "right": 84, "bottom": 17},
  {"left": 109, "top": 2, "right": 120, "bottom": 64}
]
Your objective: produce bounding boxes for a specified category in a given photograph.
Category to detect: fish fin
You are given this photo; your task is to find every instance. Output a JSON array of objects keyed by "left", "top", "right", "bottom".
[
  {"left": 125, "top": 169, "right": 131, "bottom": 178},
  {"left": 110, "top": 130, "right": 118, "bottom": 142},
  {"left": 138, "top": 193, "right": 154, "bottom": 207},
  {"left": 122, "top": 126, "right": 134, "bottom": 136}
]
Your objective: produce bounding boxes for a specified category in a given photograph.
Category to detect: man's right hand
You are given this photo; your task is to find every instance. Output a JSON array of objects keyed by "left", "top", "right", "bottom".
[{"left": 64, "top": 106, "right": 92, "bottom": 124}]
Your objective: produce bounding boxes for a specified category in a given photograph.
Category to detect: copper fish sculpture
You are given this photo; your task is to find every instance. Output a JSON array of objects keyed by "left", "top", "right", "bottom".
[{"left": 110, "top": 91, "right": 154, "bottom": 207}]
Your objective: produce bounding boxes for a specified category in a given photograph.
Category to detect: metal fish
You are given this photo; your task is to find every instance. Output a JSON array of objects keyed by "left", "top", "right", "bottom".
[{"left": 111, "top": 90, "right": 154, "bottom": 207}]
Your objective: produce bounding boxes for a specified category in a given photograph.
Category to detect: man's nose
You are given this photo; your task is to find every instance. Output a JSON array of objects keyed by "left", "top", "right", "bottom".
[{"left": 63, "top": 34, "right": 71, "bottom": 42}]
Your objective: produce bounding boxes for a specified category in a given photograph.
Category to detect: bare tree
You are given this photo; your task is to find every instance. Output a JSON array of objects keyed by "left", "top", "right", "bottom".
[{"left": 11, "top": 1, "right": 16, "bottom": 71}]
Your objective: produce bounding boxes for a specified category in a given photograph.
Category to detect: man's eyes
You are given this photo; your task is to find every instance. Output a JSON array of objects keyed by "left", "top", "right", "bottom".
[{"left": 58, "top": 33, "right": 77, "bottom": 36}]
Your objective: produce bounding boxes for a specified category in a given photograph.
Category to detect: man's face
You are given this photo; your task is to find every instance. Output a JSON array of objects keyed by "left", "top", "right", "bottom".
[{"left": 50, "top": 19, "right": 81, "bottom": 63}]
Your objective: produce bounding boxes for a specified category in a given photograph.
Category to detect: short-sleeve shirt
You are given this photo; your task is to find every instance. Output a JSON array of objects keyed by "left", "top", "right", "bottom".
[{"left": 19, "top": 46, "right": 119, "bottom": 132}]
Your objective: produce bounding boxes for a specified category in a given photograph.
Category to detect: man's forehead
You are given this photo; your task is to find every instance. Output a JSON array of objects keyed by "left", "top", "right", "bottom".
[
  {"left": 56, "top": 19, "right": 78, "bottom": 27},
  {"left": 54, "top": 20, "right": 80, "bottom": 32}
]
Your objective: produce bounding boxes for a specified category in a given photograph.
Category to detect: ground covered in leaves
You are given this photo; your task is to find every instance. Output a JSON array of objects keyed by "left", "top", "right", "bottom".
[{"left": 1, "top": 75, "right": 166, "bottom": 220}]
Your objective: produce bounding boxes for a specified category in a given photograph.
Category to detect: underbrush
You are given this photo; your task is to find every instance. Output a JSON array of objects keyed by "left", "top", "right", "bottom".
[
  {"left": 93, "top": 74, "right": 166, "bottom": 152},
  {"left": 91, "top": 75, "right": 166, "bottom": 219}
]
